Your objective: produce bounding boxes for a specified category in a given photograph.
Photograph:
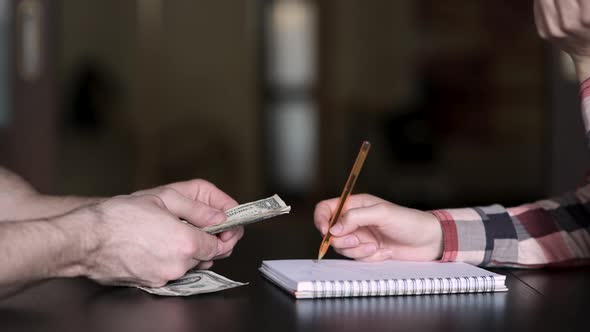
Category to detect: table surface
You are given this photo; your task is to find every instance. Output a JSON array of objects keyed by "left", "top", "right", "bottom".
[{"left": 1, "top": 211, "right": 589, "bottom": 332}]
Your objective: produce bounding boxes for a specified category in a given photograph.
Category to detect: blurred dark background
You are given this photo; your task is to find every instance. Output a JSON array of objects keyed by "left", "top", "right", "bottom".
[{"left": 0, "top": 0, "right": 588, "bottom": 211}]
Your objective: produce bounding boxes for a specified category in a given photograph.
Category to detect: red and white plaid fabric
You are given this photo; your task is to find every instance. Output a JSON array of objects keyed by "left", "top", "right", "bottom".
[{"left": 433, "top": 78, "right": 590, "bottom": 268}]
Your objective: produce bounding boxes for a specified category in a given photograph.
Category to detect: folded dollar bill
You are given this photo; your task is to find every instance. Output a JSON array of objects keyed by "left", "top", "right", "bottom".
[
  {"left": 202, "top": 194, "right": 291, "bottom": 234},
  {"left": 137, "top": 270, "right": 247, "bottom": 296}
]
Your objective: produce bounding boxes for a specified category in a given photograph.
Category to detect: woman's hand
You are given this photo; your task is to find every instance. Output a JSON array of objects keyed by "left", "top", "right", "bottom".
[{"left": 314, "top": 194, "right": 443, "bottom": 262}]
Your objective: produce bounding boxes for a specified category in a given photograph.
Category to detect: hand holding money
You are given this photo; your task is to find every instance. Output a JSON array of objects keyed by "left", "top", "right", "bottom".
[
  {"left": 140, "top": 182, "right": 291, "bottom": 236},
  {"left": 136, "top": 194, "right": 290, "bottom": 296},
  {"left": 0, "top": 174, "right": 271, "bottom": 299},
  {"left": 202, "top": 194, "right": 291, "bottom": 234}
]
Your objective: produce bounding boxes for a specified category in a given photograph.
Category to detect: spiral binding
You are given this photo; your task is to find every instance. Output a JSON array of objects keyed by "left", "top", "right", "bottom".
[{"left": 311, "top": 276, "right": 497, "bottom": 298}]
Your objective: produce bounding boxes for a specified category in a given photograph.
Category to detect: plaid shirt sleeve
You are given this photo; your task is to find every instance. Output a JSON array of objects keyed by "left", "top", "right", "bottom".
[{"left": 431, "top": 78, "right": 590, "bottom": 268}]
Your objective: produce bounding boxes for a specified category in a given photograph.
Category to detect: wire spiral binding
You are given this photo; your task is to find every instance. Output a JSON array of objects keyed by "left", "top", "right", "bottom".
[{"left": 311, "top": 276, "right": 497, "bottom": 298}]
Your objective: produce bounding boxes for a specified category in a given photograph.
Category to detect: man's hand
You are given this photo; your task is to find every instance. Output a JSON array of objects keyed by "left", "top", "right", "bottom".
[
  {"left": 0, "top": 179, "right": 246, "bottom": 298},
  {"left": 77, "top": 194, "right": 231, "bottom": 288},
  {"left": 136, "top": 179, "right": 244, "bottom": 267},
  {"left": 314, "top": 194, "right": 443, "bottom": 262},
  {"left": 534, "top": 0, "right": 590, "bottom": 81}
]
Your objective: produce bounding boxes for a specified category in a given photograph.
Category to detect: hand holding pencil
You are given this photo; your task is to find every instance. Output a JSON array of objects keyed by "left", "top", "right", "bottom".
[
  {"left": 314, "top": 142, "right": 443, "bottom": 262},
  {"left": 314, "top": 194, "right": 444, "bottom": 262}
]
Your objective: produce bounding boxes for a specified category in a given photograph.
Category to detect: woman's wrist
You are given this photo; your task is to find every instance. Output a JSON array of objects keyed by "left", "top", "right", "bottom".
[
  {"left": 425, "top": 211, "right": 444, "bottom": 261},
  {"left": 573, "top": 56, "right": 590, "bottom": 84}
]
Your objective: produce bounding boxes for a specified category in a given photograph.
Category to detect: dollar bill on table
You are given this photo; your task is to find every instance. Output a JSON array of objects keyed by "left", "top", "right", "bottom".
[
  {"left": 137, "top": 270, "right": 247, "bottom": 296},
  {"left": 202, "top": 194, "right": 291, "bottom": 235}
]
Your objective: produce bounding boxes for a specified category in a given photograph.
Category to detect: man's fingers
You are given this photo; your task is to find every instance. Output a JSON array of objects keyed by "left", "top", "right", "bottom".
[
  {"left": 195, "top": 180, "right": 238, "bottom": 211},
  {"left": 187, "top": 230, "right": 221, "bottom": 261},
  {"left": 187, "top": 258, "right": 201, "bottom": 271},
  {"left": 187, "top": 259, "right": 214, "bottom": 270},
  {"left": 204, "top": 186, "right": 239, "bottom": 212},
  {"left": 218, "top": 226, "right": 244, "bottom": 243},
  {"left": 213, "top": 234, "right": 240, "bottom": 260},
  {"left": 168, "top": 180, "right": 238, "bottom": 211},
  {"left": 157, "top": 188, "right": 227, "bottom": 227},
  {"left": 196, "top": 261, "right": 214, "bottom": 270},
  {"left": 216, "top": 249, "right": 234, "bottom": 260},
  {"left": 183, "top": 200, "right": 227, "bottom": 227}
]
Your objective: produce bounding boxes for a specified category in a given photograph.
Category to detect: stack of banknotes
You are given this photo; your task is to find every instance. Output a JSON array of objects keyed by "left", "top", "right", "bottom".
[{"left": 137, "top": 194, "right": 290, "bottom": 296}]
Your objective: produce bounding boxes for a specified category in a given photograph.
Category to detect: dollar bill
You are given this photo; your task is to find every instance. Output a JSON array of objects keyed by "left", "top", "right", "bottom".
[
  {"left": 202, "top": 194, "right": 291, "bottom": 234},
  {"left": 137, "top": 270, "right": 247, "bottom": 296}
]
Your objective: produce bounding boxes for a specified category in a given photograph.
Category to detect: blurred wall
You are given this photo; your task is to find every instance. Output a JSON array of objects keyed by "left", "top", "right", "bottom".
[
  {"left": 58, "top": 0, "right": 135, "bottom": 195},
  {"left": 58, "top": 0, "right": 260, "bottom": 201},
  {"left": 159, "top": 1, "right": 260, "bottom": 201},
  {"left": 54, "top": 0, "right": 559, "bottom": 209},
  {"left": 1, "top": 0, "right": 59, "bottom": 193},
  {"left": 318, "top": 0, "right": 547, "bottom": 208},
  {"left": 318, "top": 0, "right": 416, "bottom": 198}
]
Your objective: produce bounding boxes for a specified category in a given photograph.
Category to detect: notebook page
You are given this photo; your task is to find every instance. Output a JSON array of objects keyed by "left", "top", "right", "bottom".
[{"left": 262, "top": 259, "right": 504, "bottom": 288}]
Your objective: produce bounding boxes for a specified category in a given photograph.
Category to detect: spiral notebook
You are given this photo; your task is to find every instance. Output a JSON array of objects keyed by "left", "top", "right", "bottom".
[{"left": 259, "top": 259, "right": 507, "bottom": 299}]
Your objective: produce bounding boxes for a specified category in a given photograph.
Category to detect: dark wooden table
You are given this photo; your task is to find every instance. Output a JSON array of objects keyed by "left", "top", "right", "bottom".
[{"left": 1, "top": 212, "right": 588, "bottom": 332}]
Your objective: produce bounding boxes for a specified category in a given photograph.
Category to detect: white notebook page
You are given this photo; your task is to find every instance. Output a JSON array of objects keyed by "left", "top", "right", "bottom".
[{"left": 261, "top": 259, "right": 505, "bottom": 292}]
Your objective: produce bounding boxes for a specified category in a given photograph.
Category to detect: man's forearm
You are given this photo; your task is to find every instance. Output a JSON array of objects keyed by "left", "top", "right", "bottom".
[
  {"left": 12, "top": 195, "right": 103, "bottom": 220},
  {"left": 0, "top": 211, "right": 93, "bottom": 299},
  {"left": 0, "top": 193, "right": 101, "bottom": 222},
  {"left": 0, "top": 167, "right": 102, "bottom": 221}
]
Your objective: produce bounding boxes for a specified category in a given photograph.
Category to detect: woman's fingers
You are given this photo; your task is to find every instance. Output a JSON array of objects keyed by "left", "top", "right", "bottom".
[
  {"left": 330, "top": 203, "right": 391, "bottom": 237},
  {"left": 357, "top": 249, "right": 394, "bottom": 262},
  {"left": 335, "top": 243, "right": 378, "bottom": 260},
  {"left": 314, "top": 194, "right": 386, "bottom": 234},
  {"left": 330, "top": 234, "right": 360, "bottom": 249}
]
